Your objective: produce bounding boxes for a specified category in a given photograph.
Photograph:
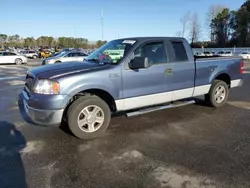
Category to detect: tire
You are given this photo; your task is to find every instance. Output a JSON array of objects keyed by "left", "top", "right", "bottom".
[
  {"left": 32, "top": 55, "right": 37, "bottom": 59},
  {"left": 15, "top": 58, "right": 23, "bottom": 65},
  {"left": 67, "top": 95, "right": 111, "bottom": 140},
  {"left": 205, "top": 80, "right": 229, "bottom": 108},
  {"left": 55, "top": 61, "right": 61, "bottom": 64}
]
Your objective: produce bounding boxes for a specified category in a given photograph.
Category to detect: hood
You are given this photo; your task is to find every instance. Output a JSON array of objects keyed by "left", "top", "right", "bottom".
[{"left": 30, "top": 61, "right": 108, "bottom": 79}]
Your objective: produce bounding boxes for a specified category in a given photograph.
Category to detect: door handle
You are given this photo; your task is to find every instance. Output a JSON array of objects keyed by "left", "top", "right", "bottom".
[{"left": 165, "top": 68, "right": 172, "bottom": 75}]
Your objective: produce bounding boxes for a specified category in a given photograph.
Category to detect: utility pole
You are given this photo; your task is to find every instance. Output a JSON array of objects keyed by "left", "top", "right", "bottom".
[{"left": 101, "top": 10, "right": 104, "bottom": 41}]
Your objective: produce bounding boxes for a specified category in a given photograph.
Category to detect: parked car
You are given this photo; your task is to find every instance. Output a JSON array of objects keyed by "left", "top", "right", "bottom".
[
  {"left": 203, "top": 51, "right": 214, "bottom": 56},
  {"left": 0, "top": 51, "right": 28, "bottom": 65},
  {"left": 239, "top": 52, "right": 250, "bottom": 59},
  {"left": 42, "top": 50, "right": 89, "bottom": 65},
  {"left": 20, "top": 37, "right": 244, "bottom": 140},
  {"left": 21, "top": 50, "right": 39, "bottom": 59},
  {"left": 40, "top": 50, "right": 53, "bottom": 58},
  {"left": 216, "top": 51, "right": 225, "bottom": 56},
  {"left": 194, "top": 52, "right": 205, "bottom": 56},
  {"left": 222, "top": 51, "right": 233, "bottom": 57}
]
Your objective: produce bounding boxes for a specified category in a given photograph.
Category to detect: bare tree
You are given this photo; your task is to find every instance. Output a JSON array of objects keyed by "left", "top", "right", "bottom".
[
  {"left": 207, "top": 5, "right": 225, "bottom": 41},
  {"left": 175, "top": 31, "right": 183, "bottom": 37},
  {"left": 180, "top": 12, "right": 191, "bottom": 38},
  {"left": 189, "top": 13, "right": 201, "bottom": 44}
]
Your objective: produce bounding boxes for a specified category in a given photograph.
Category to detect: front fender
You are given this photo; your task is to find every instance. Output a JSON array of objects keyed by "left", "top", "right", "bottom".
[{"left": 68, "top": 83, "right": 118, "bottom": 100}]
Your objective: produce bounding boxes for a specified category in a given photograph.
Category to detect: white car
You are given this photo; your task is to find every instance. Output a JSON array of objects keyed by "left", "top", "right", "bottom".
[
  {"left": 0, "top": 51, "right": 28, "bottom": 65},
  {"left": 20, "top": 50, "right": 39, "bottom": 59},
  {"left": 194, "top": 52, "right": 205, "bottom": 56},
  {"left": 239, "top": 52, "right": 250, "bottom": 59},
  {"left": 203, "top": 51, "right": 214, "bottom": 56},
  {"left": 42, "top": 51, "right": 89, "bottom": 65},
  {"left": 222, "top": 51, "right": 233, "bottom": 57}
]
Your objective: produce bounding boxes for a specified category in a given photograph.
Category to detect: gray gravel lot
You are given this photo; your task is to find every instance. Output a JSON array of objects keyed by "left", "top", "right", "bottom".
[{"left": 0, "top": 62, "right": 250, "bottom": 188}]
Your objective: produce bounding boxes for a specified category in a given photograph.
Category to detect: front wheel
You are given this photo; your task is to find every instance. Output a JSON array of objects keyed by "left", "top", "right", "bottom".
[
  {"left": 67, "top": 95, "right": 111, "bottom": 140},
  {"left": 205, "top": 80, "right": 229, "bottom": 108},
  {"left": 32, "top": 55, "right": 37, "bottom": 59},
  {"left": 15, "top": 58, "right": 23, "bottom": 65}
]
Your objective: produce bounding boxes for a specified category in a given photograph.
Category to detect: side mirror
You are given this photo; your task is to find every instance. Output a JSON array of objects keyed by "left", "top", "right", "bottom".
[{"left": 129, "top": 57, "right": 149, "bottom": 69}]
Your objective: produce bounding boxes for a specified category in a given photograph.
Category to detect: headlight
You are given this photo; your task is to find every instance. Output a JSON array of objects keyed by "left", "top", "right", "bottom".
[{"left": 33, "top": 79, "right": 60, "bottom": 94}]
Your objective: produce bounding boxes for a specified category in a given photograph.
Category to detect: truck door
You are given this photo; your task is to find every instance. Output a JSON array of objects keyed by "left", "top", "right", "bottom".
[
  {"left": 121, "top": 40, "right": 173, "bottom": 111},
  {"left": 165, "top": 40, "right": 195, "bottom": 101}
]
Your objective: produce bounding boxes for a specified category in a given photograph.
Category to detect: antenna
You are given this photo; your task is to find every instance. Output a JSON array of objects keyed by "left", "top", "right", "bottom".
[{"left": 101, "top": 10, "right": 104, "bottom": 40}]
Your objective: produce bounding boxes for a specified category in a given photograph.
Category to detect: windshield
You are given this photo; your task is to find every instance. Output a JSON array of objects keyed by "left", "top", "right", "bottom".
[
  {"left": 86, "top": 39, "right": 136, "bottom": 64},
  {"left": 50, "top": 51, "right": 67, "bottom": 57}
]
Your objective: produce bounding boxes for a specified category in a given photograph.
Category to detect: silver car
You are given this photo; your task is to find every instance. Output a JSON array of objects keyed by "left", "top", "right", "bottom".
[
  {"left": 21, "top": 50, "right": 39, "bottom": 59},
  {"left": 0, "top": 51, "right": 28, "bottom": 65},
  {"left": 42, "top": 51, "right": 89, "bottom": 65}
]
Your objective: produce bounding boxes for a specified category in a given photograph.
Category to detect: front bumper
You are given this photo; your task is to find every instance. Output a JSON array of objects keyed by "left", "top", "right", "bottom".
[{"left": 20, "top": 90, "right": 68, "bottom": 126}]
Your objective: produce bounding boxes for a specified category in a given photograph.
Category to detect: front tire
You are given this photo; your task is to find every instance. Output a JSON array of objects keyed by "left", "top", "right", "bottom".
[
  {"left": 15, "top": 58, "right": 23, "bottom": 65},
  {"left": 205, "top": 80, "right": 229, "bottom": 108},
  {"left": 67, "top": 95, "right": 111, "bottom": 140},
  {"left": 32, "top": 55, "right": 37, "bottom": 59}
]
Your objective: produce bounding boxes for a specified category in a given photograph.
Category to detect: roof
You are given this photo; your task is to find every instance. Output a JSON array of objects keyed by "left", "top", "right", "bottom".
[{"left": 116, "top": 36, "right": 185, "bottom": 42}]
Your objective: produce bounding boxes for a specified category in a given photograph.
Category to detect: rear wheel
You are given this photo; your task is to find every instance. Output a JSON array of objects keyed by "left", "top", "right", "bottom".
[
  {"left": 32, "top": 55, "right": 37, "bottom": 59},
  {"left": 15, "top": 58, "right": 23, "bottom": 65},
  {"left": 55, "top": 61, "right": 61, "bottom": 64},
  {"left": 67, "top": 95, "right": 111, "bottom": 140},
  {"left": 205, "top": 80, "right": 229, "bottom": 108}
]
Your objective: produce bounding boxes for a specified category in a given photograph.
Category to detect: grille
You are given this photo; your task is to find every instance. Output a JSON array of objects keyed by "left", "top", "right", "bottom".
[{"left": 25, "top": 75, "right": 34, "bottom": 92}]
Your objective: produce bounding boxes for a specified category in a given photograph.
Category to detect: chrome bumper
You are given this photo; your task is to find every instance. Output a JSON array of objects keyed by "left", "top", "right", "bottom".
[{"left": 22, "top": 95, "right": 64, "bottom": 126}]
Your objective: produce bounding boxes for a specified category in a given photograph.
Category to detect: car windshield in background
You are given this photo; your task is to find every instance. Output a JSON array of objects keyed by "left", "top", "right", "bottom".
[
  {"left": 51, "top": 51, "right": 67, "bottom": 57},
  {"left": 86, "top": 39, "right": 137, "bottom": 64}
]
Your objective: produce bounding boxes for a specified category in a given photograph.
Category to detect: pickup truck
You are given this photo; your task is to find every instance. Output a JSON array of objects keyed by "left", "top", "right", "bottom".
[{"left": 20, "top": 37, "right": 244, "bottom": 140}]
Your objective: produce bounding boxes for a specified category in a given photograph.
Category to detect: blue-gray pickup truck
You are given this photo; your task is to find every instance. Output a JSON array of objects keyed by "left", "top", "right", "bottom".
[{"left": 20, "top": 37, "right": 244, "bottom": 139}]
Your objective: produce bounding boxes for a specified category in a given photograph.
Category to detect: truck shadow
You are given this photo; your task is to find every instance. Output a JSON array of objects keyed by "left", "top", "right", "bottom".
[{"left": 0, "top": 121, "right": 27, "bottom": 188}]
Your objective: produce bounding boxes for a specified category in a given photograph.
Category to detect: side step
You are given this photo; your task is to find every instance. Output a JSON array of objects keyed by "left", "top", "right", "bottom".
[{"left": 126, "top": 100, "right": 195, "bottom": 117}]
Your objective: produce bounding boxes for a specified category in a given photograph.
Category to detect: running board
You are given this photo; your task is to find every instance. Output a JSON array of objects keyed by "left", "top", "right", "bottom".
[{"left": 126, "top": 100, "right": 195, "bottom": 117}]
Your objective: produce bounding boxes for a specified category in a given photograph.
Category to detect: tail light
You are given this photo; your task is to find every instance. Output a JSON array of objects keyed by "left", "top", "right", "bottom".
[{"left": 240, "top": 60, "right": 244, "bottom": 74}]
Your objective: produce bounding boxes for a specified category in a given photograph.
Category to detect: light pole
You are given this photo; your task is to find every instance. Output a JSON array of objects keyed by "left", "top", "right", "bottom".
[{"left": 101, "top": 10, "right": 104, "bottom": 41}]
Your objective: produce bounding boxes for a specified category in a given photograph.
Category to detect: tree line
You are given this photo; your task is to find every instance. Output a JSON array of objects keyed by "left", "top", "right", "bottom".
[
  {"left": 0, "top": 34, "right": 107, "bottom": 49},
  {"left": 177, "top": 0, "right": 250, "bottom": 48}
]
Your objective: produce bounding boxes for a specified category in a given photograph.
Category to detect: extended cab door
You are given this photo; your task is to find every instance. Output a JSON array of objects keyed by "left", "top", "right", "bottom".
[
  {"left": 166, "top": 40, "right": 195, "bottom": 101},
  {"left": 121, "top": 40, "right": 173, "bottom": 111}
]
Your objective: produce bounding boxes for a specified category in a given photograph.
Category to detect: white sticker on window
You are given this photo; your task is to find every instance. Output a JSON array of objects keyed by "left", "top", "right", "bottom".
[{"left": 122, "top": 40, "right": 136, "bottom": 44}]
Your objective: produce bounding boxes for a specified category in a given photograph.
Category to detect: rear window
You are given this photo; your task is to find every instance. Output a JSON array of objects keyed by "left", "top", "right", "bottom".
[{"left": 171, "top": 42, "right": 188, "bottom": 61}]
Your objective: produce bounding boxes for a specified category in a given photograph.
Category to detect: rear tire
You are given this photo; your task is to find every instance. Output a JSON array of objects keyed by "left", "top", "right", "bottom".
[
  {"left": 205, "top": 80, "right": 229, "bottom": 108},
  {"left": 55, "top": 61, "right": 61, "bottom": 64},
  {"left": 67, "top": 95, "right": 111, "bottom": 140},
  {"left": 32, "top": 55, "right": 37, "bottom": 59},
  {"left": 15, "top": 58, "right": 23, "bottom": 65}
]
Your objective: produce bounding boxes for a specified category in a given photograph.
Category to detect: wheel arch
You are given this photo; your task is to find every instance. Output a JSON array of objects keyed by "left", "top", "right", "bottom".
[{"left": 64, "top": 88, "right": 117, "bottom": 119}]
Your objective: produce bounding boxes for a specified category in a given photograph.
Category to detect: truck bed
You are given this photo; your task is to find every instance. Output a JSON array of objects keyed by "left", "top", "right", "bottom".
[{"left": 195, "top": 55, "right": 241, "bottom": 61}]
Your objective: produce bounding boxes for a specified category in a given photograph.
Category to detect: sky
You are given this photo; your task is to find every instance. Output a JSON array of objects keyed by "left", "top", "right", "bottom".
[{"left": 0, "top": 0, "right": 246, "bottom": 41}]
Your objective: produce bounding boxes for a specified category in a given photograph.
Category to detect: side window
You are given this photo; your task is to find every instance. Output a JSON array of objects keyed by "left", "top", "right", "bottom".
[
  {"left": 134, "top": 42, "right": 167, "bottom": 65},
  {"left": 9, "top": 52, "right": 16, "bottom": 56},
  {"left": 79, "top": 52, "right": 88, "bottom": 56},
  {"left": 171, "top": 42, "right": 188, "bottom": 62},
  {"left": 0, "top": 52, "right": 3, "bottom": 56},
  {"left": 66, "top": 53, "right": 73, "bottom": 57}
]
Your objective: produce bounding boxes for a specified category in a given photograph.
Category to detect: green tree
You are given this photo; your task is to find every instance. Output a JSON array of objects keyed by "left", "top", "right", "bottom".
[
  {"left": 96, "top": 40, "right": 107, "bottom": 47},
  {"left": 210, "top": 8, "right": 231, "bottom": 47},
  {"left": 0, "top": 34, "right": 8, "bottom": 45}
]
